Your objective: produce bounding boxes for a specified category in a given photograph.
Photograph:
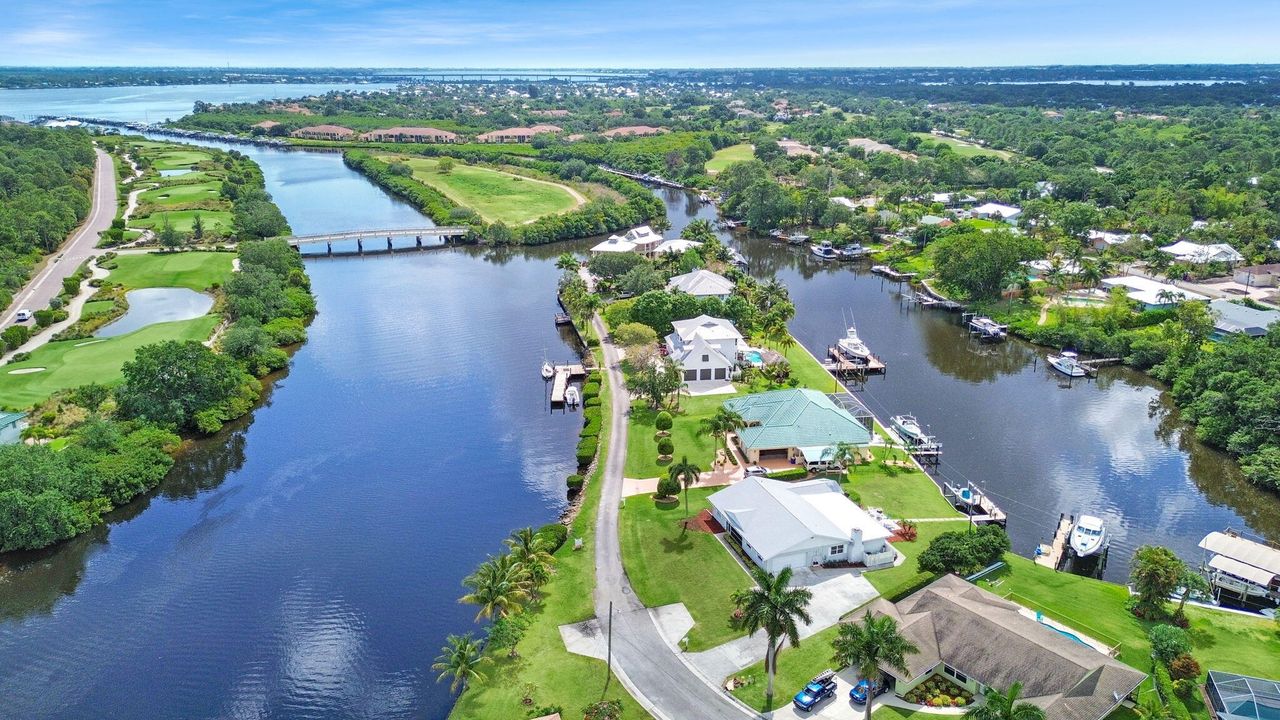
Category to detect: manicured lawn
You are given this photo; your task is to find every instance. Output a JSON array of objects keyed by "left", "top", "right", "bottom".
[
  {"left": 842, "top": 451, "right": 962, "bottom": 520},
  {"left": 80, "top": 300, "right": 115, "bottom": 317},
  {"left": 911, "top": 132, "right": 1015, "bottom": 160},
  {"left": 706, "top": 143, "right": 754, "bottom": 173},
  {"left": 863, "top": 520, "right": 971, "bottom": 599},
  {"left": 138, "top": 182, "right": 223, "bottom": 205},
  {"left": 149, "top": 149, "right": 214, "bottom": 170},
  {"left": 131, "top": 209, "right": 234, "bottom": 234},
  {"left": 729, "top": 619, "right": 850, "bottom": 712},
  {"left": 450, "top": 329, "right": 648, "bottom": 720},
  {"left": 0, "top": 316, "right": 220, "bottom": 410},
  {"left": 379, "top": 154, "right": 581, "bottom": 225},
  {"left": 778, "top": 341, "right": 842, "bottom": 394},
  {"left": 625, "top": 394, "right": 725, "bottom": 478},
  {"left": 619, "top": 486, "right": 753, "bottom": 651},
  {"left": 106, "top": 251, "right": 235, "bottom": 291}
]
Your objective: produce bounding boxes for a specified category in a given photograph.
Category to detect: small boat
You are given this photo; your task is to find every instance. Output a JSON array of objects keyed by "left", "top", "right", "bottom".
[
  {"left": 563, "top": 386, "right": 581, "bottom": 407},
  {"left": 969, "top": 316, "right": 1007, "bottom": 341},
  {"left": 698, "top": 193, "right": 711, "bottom": 204},
  {"left": 788, "top": 233, "right": 810, "bottom": 246},
  {"left": 728, "top": 248, "right": 749, "bottom": 267},
  {"left": 810, "top": 241, "right": 839, "bottom": 260},
  {"left": 836, "top": 325, "right": 872, "bottom": 361},
  {"left": 1069, "top": 515, "right": 1108, "bottom": 558},
  {"left": 839, "top": 243, "right": 870, "bottom": 260},
  {"left": 891, "top": 414, "right": 927, "bottom": 444},
  {"left": 1048, "top": 350, "right": 1087, "bottom": 378},
  {"left": 768, "top": 228, "right": 787, "bottom": 240},
  {"left": 541, "top": 360, "right": 555, "bottom": 380}
]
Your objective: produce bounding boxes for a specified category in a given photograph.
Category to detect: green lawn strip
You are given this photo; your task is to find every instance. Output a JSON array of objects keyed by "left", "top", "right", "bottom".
[
  {"left": 149, "top": 149, "right": 214, "bottom": 170},
  {"left": 80, "top": 300, "right": 116, "bottom": 318},
  {"left": 841, "top": 452, "right": 962, "bottom": 520},
  {"left": 910, "top": 132, "right": 1014, "bottom": 160},
  {"left": 0, "top": 316, "right": 220, "bottom": 410},
  {"left": 706, "top": 143, "right": 754, "bottom": 174},
  {"left": 863, "top": 520, "right": 972, "bottom": 598},
  {"left": 619, "top": 486, "right": 753, "bottom": 651},
  {"left": 131, "top": 209, "right": 234, "bottom": 234},
  {"left": 777, "top": 341, "right": 842, "bottom": 393},
  {"left": 728, "top": 619, "right": 845, "bottom": 712},
  {"left": 138, "top": 182, "right": 224, "bottom": 205},
  {"left": 625, "top": 395, "right": 725, "bottom": 478},
  {"left": 106, "top": 252, "right": 235, "bottom": 291},
  {"left": 376, "top": 154, "right": 580, "bottom": 225},
  {"left": 450, "top": 334, "right": 650, "bottom": 720}
]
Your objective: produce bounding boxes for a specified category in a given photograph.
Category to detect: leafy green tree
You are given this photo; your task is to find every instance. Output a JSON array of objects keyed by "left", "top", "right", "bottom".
[
  {"left": 232, "top": 198, "right": 290, "bottom": 240},
  {"left": 931, "top": 230, "right": 1043, "bottom": 300},
  {"left": 965, "top": 683, "right": 1047, "bottom": 720},
  {"left": 656, "top": 473, "right": 680, "bottom": 499},
  {"left": 917, "top": 525, "right": 1011, "bottom": 576},
  {"left": 505, "top": 527, "right": 555, "bottom": 598},
  {"left": 158, "top": 217, "right": 184, "bottom": 250},
  {"left": 191, "top": 212, "right": 205, "bottom": 241},
  {"left": 732, "top": 566, "right": 814, "bottom": 705},
  {"left": 831, "top": 611, "right": 919, "bottom": 720},
  {"left": 115, "top": 341, "right": 253, "bottom": 433},
  {"left": 437, "top": 157, "right": 456, "bottom": 174},
  {"left": 612, "top": 322, "right": 658, "bottom": 351},
  {"left": 701, "top": 407, "right": 746, "bottom": 459},
  {"left": 626, "top": 357, "right": 683, "bottom": 409},
  {"left": 431, "top": 633, "right": 490, "bottom": 693},
  {"left": 220, "top": 319, "right": 270, "bottom": 362},
  {"left": 619, "top": 264, "right": 664, "bottom": 296},
  {"left": 654, "top": 410, "right": 673, "bottom": 436},
  {"left": 1148, "top": 624, "right": 1192, "bottom": 664},
  {"left": 1129, "top": 545, "right": 1185, "bottom": 617},
  {"left": 555, "top": 252, "right": 579, "bottom": 272}
]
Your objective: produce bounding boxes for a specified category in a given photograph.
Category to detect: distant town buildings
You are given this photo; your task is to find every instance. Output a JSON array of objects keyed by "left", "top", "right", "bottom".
[
  {"left": 291, "top": 124, "right": 355, "bottom": 141},
  {"left": 601, "top": 125, "right": 665, "bottom": 138},
  {"left": 475, "top": 124, "right": 562, "bottom": 143},
  {"left": 360, "top": 127, "right": 459, "bottom": 143}
]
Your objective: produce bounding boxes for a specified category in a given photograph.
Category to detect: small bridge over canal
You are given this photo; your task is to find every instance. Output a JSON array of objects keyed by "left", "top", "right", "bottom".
[{"left": 273, "top": 227, "right": 471, "bottom": 255}]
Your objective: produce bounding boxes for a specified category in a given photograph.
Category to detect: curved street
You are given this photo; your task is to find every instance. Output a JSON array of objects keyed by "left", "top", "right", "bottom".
[{"left": 591, "top": 312, "right": 757, "bottom": 720}]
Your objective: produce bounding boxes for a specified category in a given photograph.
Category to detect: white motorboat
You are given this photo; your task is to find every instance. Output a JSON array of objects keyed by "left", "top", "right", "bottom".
[
  {"left": 564, "top": 386, "right": 581, "bottom": 407},
  {"left": 839, "top": 243, "right": 870, "bottom": 260},
  {"left": 541, "top": 360, "right": 555, "bottom": 380},
  {"left": 836, "top": 325, "right": 872, "bottom": 361},
  {"left": 891, "top": 414, "right": 927, "bottom": 444},
  {"left": 1048, "top": 351, "right": 1087, "bottom": 378},
  {"left": 1070, "top": 515, "right": 1108, "bottom": 558},
  {"left": 810, "top": 241, "right": 839, "bottom": 260}
]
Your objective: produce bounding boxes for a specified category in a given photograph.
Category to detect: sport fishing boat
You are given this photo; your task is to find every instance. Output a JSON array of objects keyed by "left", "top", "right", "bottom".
[
  {"left": 1069, "top": 515, "right": 1108, "bottom": 558},
  {"left": 810, "top": 240, "right": 839, "bottom": 260},
  {"left": 1048, "top": 350, "right": 1087, "bottom": 377},
  {"left": 890, "top": 414, "right": 927, "bottom": 444},
  {"left": 836, "top": 324, "right": 872, "bottom": 361}
]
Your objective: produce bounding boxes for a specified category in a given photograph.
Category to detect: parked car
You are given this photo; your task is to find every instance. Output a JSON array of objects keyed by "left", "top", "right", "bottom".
[
  {"left": 743, "top": 465, "right": 768, "bottom": 477},
  {"left": 793, "top": 669, "right": 838, "bottom": 712},
  {"left": 15, "top": 309, "right": 32, "bottom": 322},
  {"left": 850, "top": 675, "right": 890, "bottom": 705}
]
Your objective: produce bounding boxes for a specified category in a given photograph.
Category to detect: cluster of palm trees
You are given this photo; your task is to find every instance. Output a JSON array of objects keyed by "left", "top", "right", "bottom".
[
  {"left": 700, "top": 406, "right": 745, "bottom": 466},
  {"left": 733, "top": 565, "right": 1049, "bottom": 720},
  {"left": 432, "top": 527, "right": 559, "bottom": 694}
]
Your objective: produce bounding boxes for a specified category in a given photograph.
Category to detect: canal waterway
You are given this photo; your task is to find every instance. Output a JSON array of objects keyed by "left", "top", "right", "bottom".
[
  {"left": 0, "top": 132, "right": 586, "bottom": 719},
  {"left": 654, "top": 187, "right": 1280, "bottom": 581}
]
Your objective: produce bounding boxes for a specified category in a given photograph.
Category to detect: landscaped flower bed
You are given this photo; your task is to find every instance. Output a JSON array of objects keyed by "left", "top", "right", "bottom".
[{"left": 903, "top": 674, "right": 973, "bottom": 707}]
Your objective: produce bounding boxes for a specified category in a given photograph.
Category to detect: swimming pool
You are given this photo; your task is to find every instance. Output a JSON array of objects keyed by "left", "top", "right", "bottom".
[
  {"left": 1036, "top": 612, "right": 1088, "bottom": 646},
  {"left": 744, "top": 350, "right": 764, "bottom": 365}
]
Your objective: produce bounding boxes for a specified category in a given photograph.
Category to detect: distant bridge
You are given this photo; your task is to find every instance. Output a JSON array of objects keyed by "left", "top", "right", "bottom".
[{"left": 274, "top": 227, "right": 471, "bottom": 254}]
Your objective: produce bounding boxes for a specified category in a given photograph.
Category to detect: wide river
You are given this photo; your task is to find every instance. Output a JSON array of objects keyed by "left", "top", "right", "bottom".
[{"left": 0, "top": 86, "right": 1277, "bottom": 719}]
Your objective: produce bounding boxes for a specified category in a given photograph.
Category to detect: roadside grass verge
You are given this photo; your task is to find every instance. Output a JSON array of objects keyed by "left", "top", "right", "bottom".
[
  {"left": 0, "top": 316, "right": 220, "bottom": 410},
  {"left": 619, "top": 486, "right": 753, "bottom": 651},
  {"left": 376, "top": 154, "right": 581, "bottom": 225},
  {"left": 106, "top": 251, "right": 235, "bottom": 291}
]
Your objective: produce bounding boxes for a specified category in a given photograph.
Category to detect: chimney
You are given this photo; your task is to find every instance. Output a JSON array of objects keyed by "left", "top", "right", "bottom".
[{"left": 850, "top": 527, "right": 862, "bottom": 545}]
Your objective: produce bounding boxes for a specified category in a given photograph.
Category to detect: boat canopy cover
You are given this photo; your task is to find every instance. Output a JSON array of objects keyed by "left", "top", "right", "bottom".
[
  {"left": 1199, "top": 532, "right": 1280, "bottom": 576},
  {"left": 1208, "top": 554, "right": 1278, "bottom": 588}
]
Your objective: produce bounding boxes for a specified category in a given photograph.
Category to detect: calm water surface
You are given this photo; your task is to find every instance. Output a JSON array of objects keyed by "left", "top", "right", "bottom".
[
  {"left": 0, "top": 138, "right": 584, "bottom": 719},
  {"left": 654, "top": 187, "right": 1280, "bottom": 580},
  {"left": 96, "top": 287, "right": 214, "bottom": 338}
]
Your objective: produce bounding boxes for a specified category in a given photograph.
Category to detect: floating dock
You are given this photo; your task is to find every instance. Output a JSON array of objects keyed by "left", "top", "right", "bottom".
[
  {"left": 1035, "top": 514, "right": 1074, "bottom": 570},
  {"left": 872, "top": 265, "right": 917, "bottom": 282},
  {"left": 942, "top": 481, "right": 1007, "bottom": 527},
  {"left": 550, "top": 364, "right": 587, "bottom": 405}
]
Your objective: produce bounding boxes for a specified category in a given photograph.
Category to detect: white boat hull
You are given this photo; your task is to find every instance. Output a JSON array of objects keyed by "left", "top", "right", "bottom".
[{"left": 1048, "top": 355, "right": 1087, "bottom": 377}]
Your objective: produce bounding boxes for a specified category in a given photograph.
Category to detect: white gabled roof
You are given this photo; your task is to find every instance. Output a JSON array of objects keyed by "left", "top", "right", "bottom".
[
  {"left": 590, "top": 236, "right": 636, "bottom": 253},
  {"left": 667, "top": 269, "right": 734, "bottom": 297},
  {"left": 622, "top": 225, "right": 662, "bottom": 246},
  {"left": 1100, "top": 275, "right": 1208, "bottom": 305},
  {"left": 669, "top": 314, "right": 743, "bottom": 343},
  {"left": 654, "top": 238, "right": 703, "bottom": 256},
  {"left": 1160, "top": 240, "right": 1244, "bottom": 263},
  {"left": 709, "top": 477, "right": 891, "bottom": 562},
  {"left": 973, "top": 202, "right": 1021, "bottom": 218},
  {"left": 668, "top": 334, "right": 734, "bottom": 368}
]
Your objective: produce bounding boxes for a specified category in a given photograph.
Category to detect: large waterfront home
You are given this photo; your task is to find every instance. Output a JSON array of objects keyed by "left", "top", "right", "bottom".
[
  {"left": 1208, "top": 299, "right": 1280, "bottom": 339},
  {"left": 664, "top": 314, "right": 744, "bottom": 387},
  {"left": 1100, "top": 275, "right": 1209, "bottom": 309},
  {"left": 1160, "top": 240, "right": 1245, "bottom": 266},
  {"left": 291, "top": 124, "right": 355, "bottom": 141},
  {"left": 589, "top": 225, "right": 664, "bottom": 256},
  {"left": 971, "top": 201, "right": 1022, "bottom": 223},
  {"left": 865, "top": 575, "right": 1146, "bottom": 720},
  {"left": 666, "top": 269, "right": 734, "bottom": 300},
  {"left": 724, "top": 388, "right": 871, "bottom": 469},
  {"left": 653, "top": 238, "right": 703, "bottom": 256},
  {"left": 475, "top": 124, "right": 562, "bottom": 143},
  {"left": 708, "top": 476, "right": 895, "bottom": 572},
  {"left": 360, "top": 126, "right": 459, "bottom": 143}
]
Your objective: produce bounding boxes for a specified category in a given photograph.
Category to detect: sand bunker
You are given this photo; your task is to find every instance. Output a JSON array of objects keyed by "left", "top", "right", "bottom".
[{"left": 7, "top": 367, "right": 45, "bottom": 375}]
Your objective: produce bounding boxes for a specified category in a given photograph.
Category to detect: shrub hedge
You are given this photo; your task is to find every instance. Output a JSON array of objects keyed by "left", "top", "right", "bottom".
[
  {"left": 537, "top": 522, "right": 570, "bottom": 552},
  {"left": 576, "top": 437, "right": 598, "bottom": 468},
  {"left": 765, "top": 467, "right": 807, "bottom": 480}
]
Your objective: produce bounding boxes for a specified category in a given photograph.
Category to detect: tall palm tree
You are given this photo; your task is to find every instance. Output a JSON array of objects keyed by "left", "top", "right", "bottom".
[
  {"left": 1132, "top": 693, "right": 1173, "bottom": 720},
  {"left": 701, "top": 407, "right": 746, "bottom": 459},
  {"left": 459, "top": 553, "right": 529, "bottom": 621},
  {"left": 667, "top": 456, "right": 703, "bottom": 522},
  {"left": 505, "top": 527, "right": 556, "bottom": 598},
  {"left": 555, "top": 252, "right": 580, "bottom": 272},
  {"left": 732, "top": 566, "right": 814, "bottom": 706},
  {"left": 824, "top": 441, "right": 860, "bottom": 471},
  {"left": 432, "top": 633, "right": 491, "bottom": 693},
  {"left": 831, "top": 611, "right": 919, "bottom": 720},
  {"left": 965, "top": 683, "right": 1047, "bottom": 720}
]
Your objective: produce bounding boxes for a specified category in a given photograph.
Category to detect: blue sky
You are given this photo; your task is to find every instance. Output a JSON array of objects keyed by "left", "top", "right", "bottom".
[{"left": 4, "top": 0, "right": 1280, "bottom": 68}]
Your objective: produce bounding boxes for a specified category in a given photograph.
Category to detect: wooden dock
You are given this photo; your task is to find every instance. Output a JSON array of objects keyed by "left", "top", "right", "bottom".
[
  {"left": 872, "top": 265, "right": 917, "bottom": 282},
  {"left": 825, "top": 345, "right": 887, "bottom": 377},
  {"left": 942, "top": 481, "right": 1008, "bottom": 527},
  {"left": 550, "top": 364, "right": 587, "bottom": 404},
  {"left": 1035, "top": 514, "right": 1074, "bottom": 570}
]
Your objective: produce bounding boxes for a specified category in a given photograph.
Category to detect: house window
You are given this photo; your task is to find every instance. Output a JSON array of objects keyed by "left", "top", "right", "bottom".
[
  {"left": 829, "top": 544, "right": 845, "bottom": 556},
  {"left": 702, "top": 354, "right": 710, "bottom": 362},
  {"left": 714, "top": 368, "right": 727, "bottom": 380},
  {"left": 700, "top": 368, "right": 712, "bottom": 380},
  {"left": 943, "top": 665, "right": 968, "bottom": 684},
  {"left": 684, "top": 370, "right": 697, "bottom": 381}
]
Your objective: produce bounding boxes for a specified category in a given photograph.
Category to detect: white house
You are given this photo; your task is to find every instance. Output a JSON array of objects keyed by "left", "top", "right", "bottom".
[
  {"left": 1101, "top": 275, "right": 1208, "bottom": 308},
  {"left": 1160, "top": 240, "right": 1244, "bottom": 266},
  {"left": 972, "top": 202, "right": 1022, "bottom": 224},
  {"left": 709, "top": 476, "right": 895, "bottom": 572},
  {"left": 666, "top": 269, "right": 735, "bottom": 300},
  {"left": 1087, "top": 229, "right": 1149, "bottom": 251},
  {"left": 664, "top": 315, "right": 745, "bottom": 385},
  {"left": 589, "top": 225, "right": 664, "bottom": 255},
  {"left": 653, "top": 238, "right": 703, "bottom": 256}
]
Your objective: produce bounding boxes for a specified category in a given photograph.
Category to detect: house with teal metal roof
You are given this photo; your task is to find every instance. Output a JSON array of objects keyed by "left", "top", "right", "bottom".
[{"left": 724, "top": 388, "right": 871, "bottom": 468}]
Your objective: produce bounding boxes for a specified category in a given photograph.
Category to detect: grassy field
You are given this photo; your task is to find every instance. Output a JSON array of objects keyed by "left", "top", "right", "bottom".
[
  {"left": 106, "top": 252, "right": 235, "bottom": 291},
  {"left": 150, "top": 149, "right": 214, "bottom": 170},
  {"left": 619, "top": 487, "right": 753, "bottom": 651},
  {"left": 706, "top": 143, "right": 754, "bottom": 173},
  {"left": 0, "top": 316, "right": 220, "bottom": 410},
  {"left": 378, "top": 154, "right": 581, "bottom": 225},
  {"left": 842, "top": 451, "right": 962, "bottom": 520},
  {"left": 80, "top": 300, "right": 115, "bottom": 317},
  {"left": 138, "top": 182, "right": 223, "bottom": 206},
  {"left": 131, "top": 209, "right": 234, "bottom": 234},
  {"left": 449, "top": 334, "right": 649, "bottom": 720},
  {"left": 911, "top": 132, "right": 1015, "bottom": 160}
]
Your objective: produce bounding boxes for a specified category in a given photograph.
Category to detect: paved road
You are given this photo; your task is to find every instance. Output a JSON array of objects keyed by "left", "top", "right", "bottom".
[
  {"left": 0, "top": 147, "right": 116, "bottom": 328},
  {"left": 591, "top": 312, "right": 757, "bottom": 720}
]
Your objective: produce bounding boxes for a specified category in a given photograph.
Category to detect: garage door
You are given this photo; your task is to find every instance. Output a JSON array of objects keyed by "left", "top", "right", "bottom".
[{"left": 759, "top": 448, "right": 788, "bottom": 460}]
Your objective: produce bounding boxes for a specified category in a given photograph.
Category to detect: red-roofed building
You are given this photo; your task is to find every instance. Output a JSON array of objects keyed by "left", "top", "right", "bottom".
[
  {"left": 360, "top": 127, "right": 459, "bottom": 143},
  {"left": 601, "top": 125, "right": 666, "bottom": 139},
  {"left": 291, "top": 124, "right": 355, "bottom": 141},
  {"left": 252, "top": 120, "right": 281, "bottom": 131},
  {"left": 475, "top": 124, "right": 563, "bottom": 143}
]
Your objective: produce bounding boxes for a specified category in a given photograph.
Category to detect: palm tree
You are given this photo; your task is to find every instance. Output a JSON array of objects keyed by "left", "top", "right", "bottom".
[
  {"left": 1078, "top": 261, "right": 1103, "bottom": 289},
  {"left": 824, "top": 441, "right": 860, "bottom": 471},
  {"left": 667, "top": 456, "right": 703, "bottom": 523},
  {"left": 701, "top": 407, "right": 746, "bottom": 460},
  {"left": 1132, "top": 693, "right": 1173, "bottom": 720},
  {"left": 831, "top": 611, "right": 919, "bottom": 720},
  {"left": 732, "top": 566, "right": 814, "bottom": 706},
  {"left": 555, "top": 252, "right": 579, "bottom": 272},
  {"left": 505, "top": 527, "right": 556, "bottom": 598},
  {"left": 459, "top": 553, "right": 529, "bottom": 620},
  {"left": 965, "top": 683, "right": 1047, "bottom": 720},
  {"left": 432, "top": 633, "right": 490, "bottom": 693}
]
